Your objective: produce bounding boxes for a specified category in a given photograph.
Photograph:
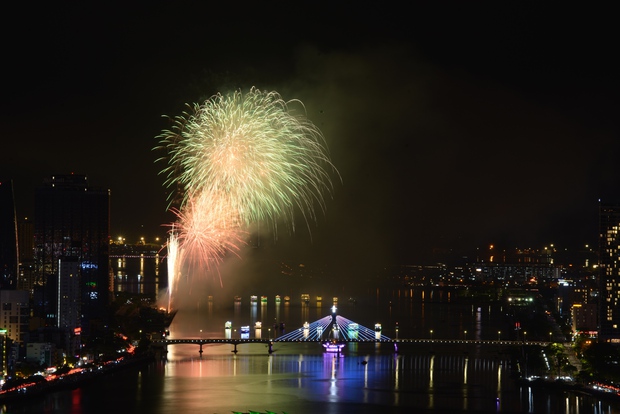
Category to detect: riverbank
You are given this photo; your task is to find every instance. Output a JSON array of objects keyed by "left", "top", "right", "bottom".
[
  {"left": 519, "top": 377, "right": 620, "bottom": 404},
  {"left": 0, "top": 352, "right": 154, "bottom": 404}
]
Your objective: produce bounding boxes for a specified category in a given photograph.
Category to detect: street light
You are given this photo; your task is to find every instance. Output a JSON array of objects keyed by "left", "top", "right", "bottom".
[
  {"left": 524, "top": 331, "right": 527, "bottom": 342},
  {"left": 430, "top": 329, "right": 433, "bottom": 340},
  {"left": 549, "top": 332, "right": 552, "bottom": 343},
  {"left": 464, "top": 330, "right": 467, "bottom": 341},
  {"left": 497, "top": 331, "right": 501, "bottom": 341}
]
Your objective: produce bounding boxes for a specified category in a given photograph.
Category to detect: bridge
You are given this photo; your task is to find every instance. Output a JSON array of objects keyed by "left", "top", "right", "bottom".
[{"left": 151, "top": 311, "right": 550, "bottom": 355}]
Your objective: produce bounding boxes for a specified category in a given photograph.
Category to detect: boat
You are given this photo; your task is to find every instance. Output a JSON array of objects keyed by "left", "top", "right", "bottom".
[
  {"left": 261, "top": 295, "right": 268, "bottom": 304},
  {"left": 303, "top": 321, "right": 310, "bottom": 329},
  {"left": 254, "top": 321, "right": 262, "bottom": 329},
  {"left": 316, "top": 296, "right": 322, "bottom": 303},
  {"left": 225, "top": 321, "right": 232, "bottom": 329},
  {"left": 322, "top": 339, "right": 345, "bottom": 353},
  {"left": 301, "top": 293, "right": 310, "bottom": 304},
  {"left": 250, "top": 295, "right": 258, "bottom": 304},
  {"left": 234, "top": 296, "right": 241, "bottom": 304},
  {"left": 374, "top": 323, "right": 382, "bottom": 332},
  {"left": 332, "top": 297, "right": 338, "bottom": 304},
  {"left": 348, "top": 323, "right": 359, "bottom": 331},
  {"left": 275, "top": 295, "right": 281, "bottom": 304},
  {"left": 240, "top": 326, "right": 250, "bottom": 334},
  {"left": 284, "top": 296, "right": 290, "bottom": 303}
]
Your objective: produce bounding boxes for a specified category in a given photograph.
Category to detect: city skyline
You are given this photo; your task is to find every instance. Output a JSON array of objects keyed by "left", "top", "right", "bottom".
[{"left": 1, "top": 3, "right": 618, "bottom": 271}]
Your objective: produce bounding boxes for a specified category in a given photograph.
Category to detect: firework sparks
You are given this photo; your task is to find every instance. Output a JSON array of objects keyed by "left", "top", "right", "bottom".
[
  {"left": 168, "top": 191, "right": 246, "bottom": 270},
  {"left": 156, "top": 87, "right": 338, "bottom": 231},
  {"left": 155, "top": 87, "right": 338, "bottom": 305}
]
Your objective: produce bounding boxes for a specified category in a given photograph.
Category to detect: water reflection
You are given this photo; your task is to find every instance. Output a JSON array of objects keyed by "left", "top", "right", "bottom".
[
  {"left": 250, "top": 302, "right": 257, "bottom": 323},
  {"left": 163, "top": 342, "right": 562, "bottom": 413},
  {"left": 112, "top": 254, "right": 163, "bottom": 298},
  {"left": 6, "top": 342, "right": 620, "bottom": 413},
  {"left": 77, "top": 271, "right": 620, "bottom": 413}
]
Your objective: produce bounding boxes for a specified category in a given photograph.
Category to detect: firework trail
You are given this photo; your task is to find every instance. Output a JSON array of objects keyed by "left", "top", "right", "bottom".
[
  {"left": 166, "top": 231, "right": 179, "bottom": 312},
  {"left": 155, "top": 87, "right": 338, "bottom": 305}
]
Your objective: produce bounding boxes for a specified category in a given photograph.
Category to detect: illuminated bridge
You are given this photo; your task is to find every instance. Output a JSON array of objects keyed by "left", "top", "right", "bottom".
[{"left": 151, "top": 311, "right": 549, "bottom": 355}]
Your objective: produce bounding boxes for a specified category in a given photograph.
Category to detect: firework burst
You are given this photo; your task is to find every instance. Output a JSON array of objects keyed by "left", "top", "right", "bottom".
[
  {"left": 155, "top": 87, "right": 338, "bottom": 303},
  {"left": 156, "top": 87, "right": 338, "bottom": 232},
  {"left": 168, "top": 191, "right": 246, "bottom": 270}
]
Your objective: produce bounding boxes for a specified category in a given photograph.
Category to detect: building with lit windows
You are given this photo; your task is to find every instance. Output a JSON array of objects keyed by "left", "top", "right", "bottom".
[
  {"left": 0, "top": 290, "right": 29, "bottom": 373},
  {"left": 34, "top": 174, "right": 111, "bottom": 340},
  {"left": 57, "top": 257, "right": 81, "bottom": 354},
  {"left": 571, "top": 303, "right": 598, "bottom": 334},
  {"left": 0, "top": 328, "right": 7, "bottom": 381},
  {"left": 0, "top": 178, "right": 18, "bottom": 289},
  {"left": 26, "top": 342, "right": 57, "bottom": 367},
  {"left": 17, "top": 217, "right": 35, "bottom": 293},
  {"left": 0, "top": 290, "right": 29, "bottom": 343},
  {"left": 599, "top": 202, "right": 620, "bottom": 342}
]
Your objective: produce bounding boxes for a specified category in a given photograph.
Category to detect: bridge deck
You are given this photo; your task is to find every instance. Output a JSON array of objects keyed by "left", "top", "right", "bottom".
[
  {"left": 152, "top": 313, "right": 549, "bottom": 352},
  {"left": 153, "top": 338, "right": 549, "bottom": 346}
]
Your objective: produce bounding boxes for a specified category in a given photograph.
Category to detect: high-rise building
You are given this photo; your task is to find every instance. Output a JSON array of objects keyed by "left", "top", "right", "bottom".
[
  {"left": 0, "top": 290, "right": 30, "bottom": 343},
  {"left": 0, "top": 289, "right": 29, "bottom": 376},
  {"left": 0, "top": 178, "right": 18, "bottom": 289},
  {"left": 17, "top": 217, "right": 35, "bottom": 293},
  {"left": 598, "top": 202, "right": 620, "bottom": 342},
  {"left": 57, "top": 256, "right": 81, "bottom": 354},
  {"left": 34, "top": 174, "right": 111, "bottom": 338}
]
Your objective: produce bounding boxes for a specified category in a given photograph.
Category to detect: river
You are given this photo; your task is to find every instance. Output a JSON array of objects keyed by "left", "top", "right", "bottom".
[{"left": 1, "top": 257, "right": 618, "bottom": 413}]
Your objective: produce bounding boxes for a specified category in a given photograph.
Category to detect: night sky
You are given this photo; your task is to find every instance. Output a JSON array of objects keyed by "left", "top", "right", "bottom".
[{"left": 2, "top": 3, "right": 619, "bottom": 273}]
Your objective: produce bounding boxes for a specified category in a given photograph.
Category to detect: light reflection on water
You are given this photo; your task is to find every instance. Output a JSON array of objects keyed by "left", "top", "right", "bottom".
[
  {"left": 169, "top": 292, "right": 506, "bottom": 344},
  {"left": 4, "top": 316, "right": 620, "bottom": 414},
  {"left": 7, "top": 257, "right": 616, "bottom": 413},
  {"left": 162, "top": 342, "right": 512, "bottom": 412},
  {"left": 4, "top": 344, "right": 619, "bottom": 414},
  {"left": 151, "top": 269, "right": 620, "bottom": 413},
  {"left": 130, "top": 342, "right": 620, "bottom": 414}
]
